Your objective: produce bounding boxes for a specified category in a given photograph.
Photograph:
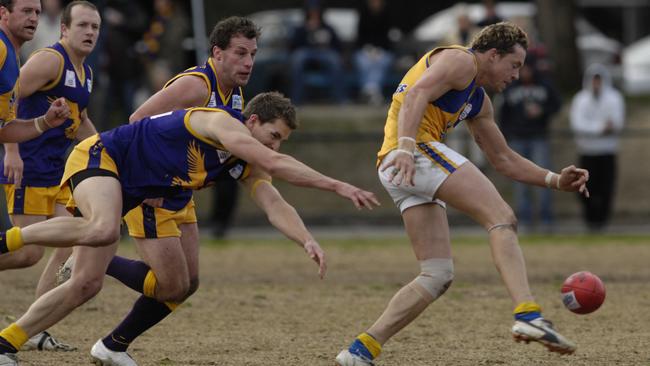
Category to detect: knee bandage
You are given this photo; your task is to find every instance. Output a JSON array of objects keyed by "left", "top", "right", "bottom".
[
  {"left": 414, "top": 258, "right": 454, "bottom": 300},
  {"left": 487, "top": 223, "right": 517, "bottom": 233}
]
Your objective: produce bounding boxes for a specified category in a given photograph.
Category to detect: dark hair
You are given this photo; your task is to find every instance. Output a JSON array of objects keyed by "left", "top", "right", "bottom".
[
  {"left": 61, "top": 1, "right": 98, "bottom": 27},
  {"left": 0, "top": 0, "right": 14, "bottom": 12},
  {"left": 470, "top": 21, "right": 528, "bottom": 55},
  {"left": 243, "top": 92, "right": 298, "bottom": 130},
  {"left": 208, "top": 16, "right": 260, "bottom": 53}
]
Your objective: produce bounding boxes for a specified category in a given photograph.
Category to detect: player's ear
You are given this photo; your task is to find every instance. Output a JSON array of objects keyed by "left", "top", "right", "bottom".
[{"left": 244, "top": 114, "right": 259, "bottom": 129}]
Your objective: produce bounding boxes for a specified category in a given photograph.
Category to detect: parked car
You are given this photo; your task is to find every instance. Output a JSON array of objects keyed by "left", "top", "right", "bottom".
[{"left": 622, "top": 35, "right": 650, "bottom": 95}]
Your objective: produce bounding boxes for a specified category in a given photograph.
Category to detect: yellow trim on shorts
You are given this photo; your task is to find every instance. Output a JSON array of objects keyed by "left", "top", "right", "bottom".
[{"left": 417, "top": 142, "right": 459, "bottom": 174}]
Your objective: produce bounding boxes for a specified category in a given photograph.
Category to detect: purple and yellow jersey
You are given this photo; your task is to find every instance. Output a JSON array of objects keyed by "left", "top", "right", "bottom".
[
  {"left": 0, "top": 42, "right": 93, "bottom": 187},
  {"left": 99, "top": 107, "right": 250, "bottom": 211},
  {"left": 0, "top": 29, "right": 20, "bottom": 124},
  {"left": 377, "top": 46, "right": 485, "bottom": 165},
  {"left": 165, "top": 57, "right": 245, "bottom": 111},
  {"left": 157, "top": 58, "right": 245, "bottom": 211}
]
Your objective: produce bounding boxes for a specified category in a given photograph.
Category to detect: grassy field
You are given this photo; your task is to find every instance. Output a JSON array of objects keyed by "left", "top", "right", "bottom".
[{"left": 1, "top": 233, "right": 649, "bottom": 365}]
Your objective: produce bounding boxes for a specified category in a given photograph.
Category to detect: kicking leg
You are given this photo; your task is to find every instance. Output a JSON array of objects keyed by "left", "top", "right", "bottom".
[{"left": 437, "top": 162, "right": 575, "bottom": 354}]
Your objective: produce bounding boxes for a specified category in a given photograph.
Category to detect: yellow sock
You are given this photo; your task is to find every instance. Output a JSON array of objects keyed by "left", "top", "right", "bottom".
[
  {"left": 143, "top": 270, "right": 157, "bottom": 298},
  {"left": 164, "top": 301, "right": 180, "bottom": 311},
  {"left": 5, "top": 227, "right": 24, "bottom": 252},
  {"left": 357, "top": 332, "right": 382, "bottom": 359},
  {"left": 0, "top": 323, "right": 29, "bottom": 350},
  {"left": 514, "top": 301, "right": 542, "bottom": 315}
]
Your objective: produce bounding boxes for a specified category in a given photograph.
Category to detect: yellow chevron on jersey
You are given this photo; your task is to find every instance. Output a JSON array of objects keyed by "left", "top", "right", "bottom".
[{"left": 377, "top": 46, "right": 485, "bottom": 165}]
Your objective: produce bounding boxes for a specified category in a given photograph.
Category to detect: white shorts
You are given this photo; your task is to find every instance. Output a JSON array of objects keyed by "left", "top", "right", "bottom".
[{"left": 378, "top": 141, "right": 468, "bottom": 212}]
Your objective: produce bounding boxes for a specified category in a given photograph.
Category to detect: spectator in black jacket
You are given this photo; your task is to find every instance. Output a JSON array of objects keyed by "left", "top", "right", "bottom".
[
  {"left": 499, "top": 56, "right": 561, "bottom": 231},
  {"left": 354, "top": 0, "right": 395, "bottom": 105},
  {"left": 289, "top": 0, "right": 346, "bottom": 104}
]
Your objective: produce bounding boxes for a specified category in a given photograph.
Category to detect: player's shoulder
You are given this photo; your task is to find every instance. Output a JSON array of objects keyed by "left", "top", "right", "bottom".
[
  {"left": 164, "top": 74, "right": 210, "bottom": 103},
  {"left": 430, "top": 48, "right": 477, "bottom": 87}
]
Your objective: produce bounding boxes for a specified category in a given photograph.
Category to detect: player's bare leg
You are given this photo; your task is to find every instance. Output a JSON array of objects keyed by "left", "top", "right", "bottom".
[
  {"left": 437, "top": 162, "right": 575, "bottom": 354},
  {"left": 337, "top": 203, "right": 454, "bottom": 365},
  {"left": 0, "top": 215, "right": 45, "bottom": 270},
  {"left": 0, "top": 176, "right": 123, "bottom": 360},
  {"left": 94, "top": 222, "right": 200, "bottom": 364},
  {"left": 34, "top": 204, "right": 75, "bottom": 298}
]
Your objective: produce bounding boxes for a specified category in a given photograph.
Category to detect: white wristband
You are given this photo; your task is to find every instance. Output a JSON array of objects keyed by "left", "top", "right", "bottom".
[
  {"left": 544, "top": 171, "right": 560, "bottom": 189},
  {"left": 398, "top": 136, "right": 416, "bottom": 144},
  {"left": 395, "top": 148, "right": 414, "bottom": 157},
  {"left": 34, "top": 117, "right": 44, "bottom": 134}
]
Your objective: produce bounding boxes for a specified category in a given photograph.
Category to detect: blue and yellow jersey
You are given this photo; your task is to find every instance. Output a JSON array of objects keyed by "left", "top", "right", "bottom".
[
  {"left": 377, "top": 46, "right": 485, "bottom": 164},
  {"left": 156, "top": 58, "right": 245, "bottom": 210},
  {"left": 0, "top": 29, "right": 20, "bottom": 124},
  {"left": 165, "top": 57, "right": 245, "bottom": 111},
  {"left": 0, "top": 41, "right": 93, "bottom": 187},
  {"left": 100, "top": 107, "right": 250, "bottom": 211}
]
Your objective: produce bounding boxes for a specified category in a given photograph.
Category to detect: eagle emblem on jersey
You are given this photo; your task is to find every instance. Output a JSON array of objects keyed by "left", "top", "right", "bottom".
[{"left": 172, "top": 140, "right": 207, "bottom": 188}]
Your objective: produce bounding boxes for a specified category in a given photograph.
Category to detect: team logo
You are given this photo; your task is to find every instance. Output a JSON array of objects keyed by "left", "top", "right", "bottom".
[
  {"left": 229, "top": 164, "right": 244, "bottom": 179},
  {"left": 64, "top": 70, "right": 76, "bottom": 88},
  {"left": 217, "top": 149, "right": 231, "bottom": 163},
  {"left": 232, "top": 95, "right": 243, "bottom": 110},
  {"left": 458, "top": 103, "right": 473, "bottom": 122},
  {"left": 395, "top": 83, "right": 408, "bottom": 94},
  {"left": 87, "top": 79, "right": 92, "bottom": 93},
  {"left": 207, "top": 92, "right": 217, "bottom": 107}
]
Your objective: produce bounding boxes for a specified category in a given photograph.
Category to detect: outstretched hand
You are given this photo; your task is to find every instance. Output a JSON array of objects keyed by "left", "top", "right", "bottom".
[
  {"left": 44, "top": 98, "right": 71, "bottom": 128},
  {"left": 304, "top": 239, "right": 327, "bottom": 279},
  {"left": 558, "top": 165, "right": 590, "bottom": 197},
  {"left": 335, "top": 182, "right": 380, "bottom": 210}
]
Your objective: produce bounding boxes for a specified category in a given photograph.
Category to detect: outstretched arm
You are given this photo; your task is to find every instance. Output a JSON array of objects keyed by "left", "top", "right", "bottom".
[
  {"left": 190, "top": 111, "right": 380, "bottom": 209},
  {"left": 242, "top": 167, "right": 326, "bottom": 278},
  {"left": 468, "top": 96, "right": 589, "bottom": 196}
]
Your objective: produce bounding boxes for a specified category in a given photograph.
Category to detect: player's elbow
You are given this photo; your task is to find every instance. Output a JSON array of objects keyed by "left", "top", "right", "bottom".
[
  {"left": 259, "top": 153, "right": 286, "bottom": 177},
  {"left": 128, "top": 112, "right": 142, "bottom": 124}
]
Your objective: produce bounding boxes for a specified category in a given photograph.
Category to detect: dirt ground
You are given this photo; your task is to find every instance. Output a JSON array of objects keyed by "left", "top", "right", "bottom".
[{"left": 1, "top": 235, "right": 649, "bottom": 366}]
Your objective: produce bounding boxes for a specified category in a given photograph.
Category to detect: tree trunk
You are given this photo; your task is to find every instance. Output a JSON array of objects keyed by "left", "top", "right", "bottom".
[{"left": 536, "top": 0, "right": 581, "bottom": 92}]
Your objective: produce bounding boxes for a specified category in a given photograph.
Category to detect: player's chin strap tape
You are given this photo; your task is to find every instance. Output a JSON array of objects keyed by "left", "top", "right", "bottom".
[{"left": 487, "top": 223, "right": 518, "bottom": 233}]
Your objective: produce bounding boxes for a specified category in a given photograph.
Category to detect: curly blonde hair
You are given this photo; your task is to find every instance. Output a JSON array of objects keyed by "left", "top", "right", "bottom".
[{"left": 470, "top": 21, "right": 528, "bottom": 55}]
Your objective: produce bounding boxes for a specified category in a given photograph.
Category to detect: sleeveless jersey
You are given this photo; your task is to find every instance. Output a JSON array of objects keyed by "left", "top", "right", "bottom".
[
  {"left": 164, "top": 57, "right": 245, "bottom": 111},
  {"left": 0, "top": 29, "right": 19, "bottom": 124},
  {"left": 156, "top": 57, "right": 245, "bottom": 210},
  {"left": 0, "top": 42, "right": 93, "bottom": 186},
  {"left": 101, "top": 107, "right": 249, "bottom": 211},
  {"left": 377, "top": 46, "right": 486, "bottom": 163}
]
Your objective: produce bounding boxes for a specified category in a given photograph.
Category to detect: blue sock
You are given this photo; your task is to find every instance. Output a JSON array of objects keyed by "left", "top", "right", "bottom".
[
  {"left": 102, "top": 296, "right": 172, "bottom": 352},
  {"left": 348, "top": 339, "right": 375, "bottom": 360},
  {"left": 515, "top": 311, "right": 541, "bottom": 321},
  {"left": 106, "top": 256, "right": 150, "bottom": 294}
]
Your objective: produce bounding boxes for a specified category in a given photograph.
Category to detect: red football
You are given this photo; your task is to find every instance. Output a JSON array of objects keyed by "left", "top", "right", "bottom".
[{"left": 561, "top": 271, "right": 606, "bottom": 314}]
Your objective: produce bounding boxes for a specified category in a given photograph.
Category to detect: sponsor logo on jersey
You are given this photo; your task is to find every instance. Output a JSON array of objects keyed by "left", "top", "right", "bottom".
[
  {"left": 232, "top": 94, "right": 243, "bottom": 110},
  {"left": 87, "top": 79, "right": 92, "bottom": 93},
  {"left": 217, "top": 149, "right": 231, "bottom": 163},
  {"left": 229, "top": 164, "right": 244, "bottom": 179},
  {"left": 458, "top": 103, "right": 473, "bottom": 122},
  {"left": 65, "top": 70, "right": 76, "bottom": 88},
  {"left": 395, "top": 83, "right": 408, "bottom": 94},
  {"left": 208, "top": 92, "right": 217, "bottom": 107}
]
